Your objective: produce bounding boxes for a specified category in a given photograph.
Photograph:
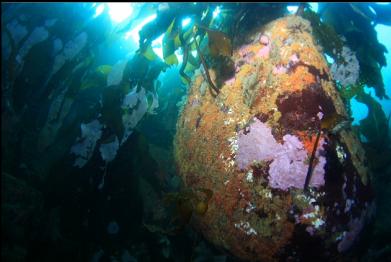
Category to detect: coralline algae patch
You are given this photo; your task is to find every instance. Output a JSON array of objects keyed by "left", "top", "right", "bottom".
[{"left": 174, "top": 16, "right": 374, "bottom": 261}]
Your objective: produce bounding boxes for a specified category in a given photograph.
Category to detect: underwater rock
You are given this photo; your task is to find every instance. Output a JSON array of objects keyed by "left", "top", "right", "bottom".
[
  {"left": 331, "top": 46, "right": 360, "bottom": 87},
  {"left": 174, "top": 15, "right": 374, "bottom": 261}
]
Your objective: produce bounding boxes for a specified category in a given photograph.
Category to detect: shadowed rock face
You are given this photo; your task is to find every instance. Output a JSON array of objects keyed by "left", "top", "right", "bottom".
[
  {"left": 276, "top": 86, "right": 336, "bottom": 131},
  {"left": 174, "top": 16, "right": 373, "bottom": 261}
]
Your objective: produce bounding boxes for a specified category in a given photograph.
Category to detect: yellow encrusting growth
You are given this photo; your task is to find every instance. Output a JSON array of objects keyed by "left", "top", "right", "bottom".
[{"left": 174, "top": 15, "right": 370, "bottom": 261}]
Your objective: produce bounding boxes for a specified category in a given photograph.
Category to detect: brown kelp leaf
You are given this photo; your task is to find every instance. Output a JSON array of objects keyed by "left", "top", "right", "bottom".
[
  {"left": 321, "top": 112, "right": 346, "bottom": 130},
  {"left": 96, "top": 65, "right": 112, "bottom": 75},
  {"left": 194, "top": 201, "right": 208, "bottom": 215},
  {"left": 141, "top": 45, "right": 160, "bottom": 61},
  {"left": 206, "top": 28, "right": 232, "bottom": 57},
  {"left": 162, "top": 18, "right": 179, "bottom": 65}
]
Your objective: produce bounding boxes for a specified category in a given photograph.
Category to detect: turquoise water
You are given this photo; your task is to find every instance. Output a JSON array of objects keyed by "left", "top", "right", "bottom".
[{"left": 349, "top": 24, "right": 391, "bottom": 130}]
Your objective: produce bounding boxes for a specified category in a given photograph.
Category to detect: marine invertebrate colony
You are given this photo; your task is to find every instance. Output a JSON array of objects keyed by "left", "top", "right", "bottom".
[
  {"left": 236, "top": 118, "right": 325, "bottom": 190},
  {"left": 174, "top": 15, "right": 373, "bottom": 261},
  {"left": 331, "top": 46, "right": 360, "bottom": 87}
]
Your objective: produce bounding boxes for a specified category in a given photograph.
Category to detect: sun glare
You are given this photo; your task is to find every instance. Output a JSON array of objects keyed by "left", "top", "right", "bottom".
[
  {"left": 93, "top": 3, "right": 105, "bottom": 18},
  {"left": 107, "top": 3, "right": 133, "bottom": 23},
  {"left": 124, "top": 14, "right": 158, "bottom": 43}
]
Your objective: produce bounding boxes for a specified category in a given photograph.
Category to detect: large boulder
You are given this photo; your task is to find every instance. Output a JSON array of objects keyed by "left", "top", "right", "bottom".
[{"left": 174, "top": 16, "right": 374, "bottom": 261}]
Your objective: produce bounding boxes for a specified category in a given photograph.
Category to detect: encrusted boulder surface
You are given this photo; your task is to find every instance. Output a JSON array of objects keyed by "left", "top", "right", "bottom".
[{"left": 174, "top": 16, "right": 373, "bottom": 261}]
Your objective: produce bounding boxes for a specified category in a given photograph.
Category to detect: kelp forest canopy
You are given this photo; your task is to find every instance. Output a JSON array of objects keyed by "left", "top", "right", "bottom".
[{"left": 2, "top": 4, "right": 390, "bottom": 174}]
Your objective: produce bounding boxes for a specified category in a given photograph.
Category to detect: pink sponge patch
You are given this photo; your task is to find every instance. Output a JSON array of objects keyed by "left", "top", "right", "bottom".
[
  {"left": 259, "top": 35, "right": 270, "bottom": 45},
  {"left": 257, "top": 35, "right": 271, "bottom": 58},
  {"left": 257, "top": 45, "right": 270, "bottom": 58},
  {"left": 225, "top": 76, "right": 235, "bottom": 86},
  {"left": 238, "top": 45, "right": 251, "bottom": 57},
  {"left": 290, "top": 53, "right": 299, "bottom": 63},
  {"left": 268, "top": 134, "right": 326, "bottom": 191},
  {"left": 236, "top": 118, "right": 326, "bottom": 191},
  {"left": 273, "top": 65, "right": 287, "bottom": 75}
]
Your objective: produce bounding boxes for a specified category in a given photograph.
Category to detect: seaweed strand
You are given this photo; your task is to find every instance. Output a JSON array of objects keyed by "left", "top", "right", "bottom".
[
  {"left": 303, "top": 129, "right": 321, "bottom": 193},
  {"left": 193, "top": 34, "right": 219, "bottom": 96},
  {"left": 179, "top": 30, "right": 192, "bottom": 85}
]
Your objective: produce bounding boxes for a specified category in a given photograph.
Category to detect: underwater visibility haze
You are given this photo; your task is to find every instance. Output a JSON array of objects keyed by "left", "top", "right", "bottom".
[{"left": 2, "top": 2, "right": 391, "bottom": 261}]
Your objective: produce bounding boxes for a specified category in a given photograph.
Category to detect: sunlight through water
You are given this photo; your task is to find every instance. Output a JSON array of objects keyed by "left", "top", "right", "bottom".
[{"left": 107, "top": 3, "right": 133, "bottom": 23}]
